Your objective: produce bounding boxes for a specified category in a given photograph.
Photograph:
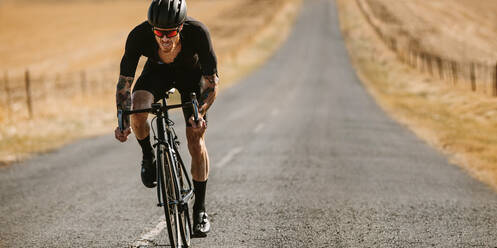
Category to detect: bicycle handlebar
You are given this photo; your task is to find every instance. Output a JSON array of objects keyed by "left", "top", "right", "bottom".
[{"left": 118, "top": 93, "right": 200, "bottom": 131}]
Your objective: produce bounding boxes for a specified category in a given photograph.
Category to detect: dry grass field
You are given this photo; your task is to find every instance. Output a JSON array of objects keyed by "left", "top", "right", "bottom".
[
  {"left": 0, "top": 0, "right": 302, "bottom": 164},
  {"left": 337, "top": 0, "right": 497, "bottom": 191},
  {"left": 362, "top": 0, "right": 497, "bottom": 63},
  {"left": 356, "top": 0, "right": 497, "bottom": 96}
]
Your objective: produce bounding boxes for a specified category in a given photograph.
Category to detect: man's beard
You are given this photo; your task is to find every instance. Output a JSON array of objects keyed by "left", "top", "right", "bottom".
[{"left": 160, "top": 40, "right": 174, "bottom": 52}]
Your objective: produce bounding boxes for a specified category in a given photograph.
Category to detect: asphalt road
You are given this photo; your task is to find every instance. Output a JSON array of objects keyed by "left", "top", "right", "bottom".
[{"left": 2, "top": 0, "right": 497, "bottom": 247}]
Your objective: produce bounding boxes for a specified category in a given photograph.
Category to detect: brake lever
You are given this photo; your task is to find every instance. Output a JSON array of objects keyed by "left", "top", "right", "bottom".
[
  {"left": 190, "top": 93, "right": 200, "bottom": 124},
  {"left": 118, "top": 110, "right": 124, "bottom": 131}
]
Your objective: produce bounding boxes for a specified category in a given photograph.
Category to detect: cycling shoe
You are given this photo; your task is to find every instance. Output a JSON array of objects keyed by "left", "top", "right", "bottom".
[
  {"left": 141, "top": 156, "right": 156, "bottom": 188},
  {"left": 192, "top": 211, "right": 210, "bottom": 238}
]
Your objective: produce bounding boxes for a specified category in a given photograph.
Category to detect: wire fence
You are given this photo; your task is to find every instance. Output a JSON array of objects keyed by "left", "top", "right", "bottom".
[
  {"left": 356, "top": 0, "right": 497, "bottom": 97},
  {"left": 0, "top": 66, "right": 118, "bottom": 120}
]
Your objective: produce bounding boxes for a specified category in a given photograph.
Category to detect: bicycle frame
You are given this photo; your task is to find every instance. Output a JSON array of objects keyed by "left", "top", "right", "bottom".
[
  {"left": 154, "top": 96, "right": 194, "bottom": 209},
  {"left": 118, "top": 91, "right": 199, "bottom": 247}
]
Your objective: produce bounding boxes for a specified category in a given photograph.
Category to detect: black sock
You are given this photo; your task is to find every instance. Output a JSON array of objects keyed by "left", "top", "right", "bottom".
[
  {"left": 193, "top": 179, "right": 207, "bottom": 213},
  {"left": 137, "top": 135, "right": 154, "bottom": 160}
]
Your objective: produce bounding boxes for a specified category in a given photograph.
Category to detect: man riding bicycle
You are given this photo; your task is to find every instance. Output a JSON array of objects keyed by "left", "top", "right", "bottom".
[{"left": 114, "top": 0, "right": 218, "bottom": 237}]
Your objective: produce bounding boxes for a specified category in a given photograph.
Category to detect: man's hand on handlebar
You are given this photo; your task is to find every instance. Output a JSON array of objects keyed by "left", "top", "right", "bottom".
[
  {"left": 188, "top": 115, "right": 206, "bottom": 131},
  {"left": 115, "top": 127, "right": 131, "bottom": 142}
]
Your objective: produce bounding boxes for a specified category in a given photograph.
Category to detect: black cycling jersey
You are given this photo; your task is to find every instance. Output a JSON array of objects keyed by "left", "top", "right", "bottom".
[
  {"left": 119, "top": 17, "right": 217, "bottom": 127},
  {"left": 120, "top": 17, "right": 218, "bottom": 78}
]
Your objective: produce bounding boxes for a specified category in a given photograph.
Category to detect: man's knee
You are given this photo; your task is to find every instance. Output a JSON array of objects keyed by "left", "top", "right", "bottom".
[
  {"left": 132, "top": 90, "right": 154, "bottom": 110},
  {"left": 131, "top": 90, "right": 154, "bottom": 131},
  {"left": 131, "top": 113, "right": 149, "bottom": 129}
]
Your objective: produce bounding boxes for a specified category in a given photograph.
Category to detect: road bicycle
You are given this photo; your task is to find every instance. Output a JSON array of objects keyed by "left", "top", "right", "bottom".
[{"left": 118, "top": 89, "right": 200, "bottom": 248}]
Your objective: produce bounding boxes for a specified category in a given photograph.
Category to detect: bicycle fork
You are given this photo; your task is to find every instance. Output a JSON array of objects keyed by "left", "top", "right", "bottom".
[{"left": 154, "top": 113, "right": 190, "bottom": 210}]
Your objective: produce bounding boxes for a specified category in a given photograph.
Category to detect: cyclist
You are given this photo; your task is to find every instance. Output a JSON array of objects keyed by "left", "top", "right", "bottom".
[{"left": 114, "top": 0, "right": 218, "bottom": 238}]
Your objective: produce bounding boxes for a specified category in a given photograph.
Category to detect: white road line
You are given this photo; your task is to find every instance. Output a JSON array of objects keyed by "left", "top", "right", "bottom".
[
  {"left": 253, "top": 123, "right": 265, "bottom": 134},
  {"left": 132, "top": 147, "right": 243, "bottom": 245},
  {"left": 133, "top": 148, "right": 244, "bottom": 245},
  {"left": 216, "top": 147, "right": 243, "bottom": 168},
  {"left": 132, "top": 218, "right": 167, "bottom": 247}
]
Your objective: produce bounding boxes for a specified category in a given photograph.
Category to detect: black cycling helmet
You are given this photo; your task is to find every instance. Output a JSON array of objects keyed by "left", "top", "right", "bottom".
[{"left": 148, "top": 0, "right": 187, "bottom": 29}]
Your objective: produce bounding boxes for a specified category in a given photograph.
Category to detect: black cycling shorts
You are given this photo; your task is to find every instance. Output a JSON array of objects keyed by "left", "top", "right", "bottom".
[{"left": 132, "top": 60, "right": 207, "bottom": 127}]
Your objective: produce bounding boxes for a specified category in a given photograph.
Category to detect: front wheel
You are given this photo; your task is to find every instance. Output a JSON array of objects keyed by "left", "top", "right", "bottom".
[
  {"left": 175, "top": 149, "right": 192, "bottom": 246},
  {"left": 158, "top": 147, "right": 182, "bottom": 247},
  {"left": 178, "top": 204, "right": 191, "bottom": 247}
]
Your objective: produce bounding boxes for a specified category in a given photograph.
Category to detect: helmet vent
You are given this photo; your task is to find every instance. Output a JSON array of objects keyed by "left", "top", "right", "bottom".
[{"left": 176, "top": 0, "right": 183, "bottom": 23}]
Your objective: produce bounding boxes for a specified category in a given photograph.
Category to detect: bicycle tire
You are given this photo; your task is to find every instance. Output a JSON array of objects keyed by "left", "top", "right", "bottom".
[
  {"left": 180, "top": 207, "right": 191, "bottom": 246},
  {"left": 158, "top": 146, "right": 182, "bottom": 248},
  {"left": 175, "top": 150, "right": 192, "bottom": 246}
]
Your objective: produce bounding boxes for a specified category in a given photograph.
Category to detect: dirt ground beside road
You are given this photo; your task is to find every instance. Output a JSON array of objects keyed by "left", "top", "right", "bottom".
[{"left": 337, "top": 0, "right": 497, "bottom": 190}]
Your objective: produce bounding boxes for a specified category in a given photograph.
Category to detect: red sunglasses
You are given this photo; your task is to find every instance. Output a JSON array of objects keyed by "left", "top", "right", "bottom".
[{"left": 153, "top": 28, "right": 180, "bottom": 38}]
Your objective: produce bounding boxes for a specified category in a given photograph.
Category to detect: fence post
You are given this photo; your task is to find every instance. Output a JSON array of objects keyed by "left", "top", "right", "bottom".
[
  {"left": 427, "top": 54, "right": 433, "bottom": 76},
  {"left": 53, "top": 73, "right": 61, "bottom": 99},
  {"left": 419, "top": 53, "right": 423, "bottom": 71},
  {"left": 413, "top": 50, "right": 418, "bottom": 68},
  {"left": 417, "top": 51, "right": 422, "bottom": 69},
  {"left": 470, "top": 63, "right": 476, "bottom": 91},
  {"left": 421, "top": 53, "right": 426, "bottom": 72},
  {"left": 406, "top": 48, "right": 411, "bottom": 66},
  {"left": 81, "top": 70, "right": 87, "bottom": 95},
  {"left": 437, "top": 57, "right": 443, "bottom": 79},
  {"left": 391, "top": 38, "right": 397, "bottom": 52},
  {"left": 451, "top": 62, "right": 458, "bottom": 86},
  {"left": 409, "top": 49, "right": 414, "bottom": 68},
  {"left": 493, "top": 62, "right": 497, "bottom": 96},
  {"left": 25, "top": 70, "right": 33, "bottom": 119},
  {"left": 4, "top": 71, "right": 11, "bottom": 115},
  {"left": 54, "top": 73, "right": 60, "bottom": 87}
]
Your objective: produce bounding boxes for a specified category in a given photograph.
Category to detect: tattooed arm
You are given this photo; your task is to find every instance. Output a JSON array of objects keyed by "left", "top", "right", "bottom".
[
  {"left": 115, "top": 75, "right": 133, "bottom": 142},
  {"left": 199, "top": 74, "right": 219, "bottom": 116}
]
